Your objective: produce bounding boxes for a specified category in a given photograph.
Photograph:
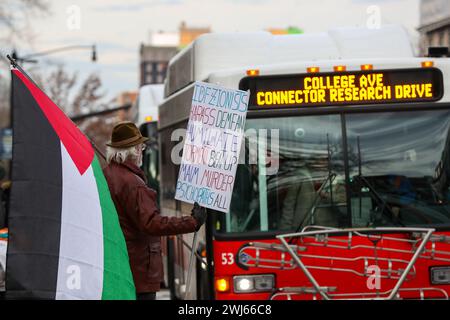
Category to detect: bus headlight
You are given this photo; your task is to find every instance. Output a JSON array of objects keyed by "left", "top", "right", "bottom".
[
  {"left": 233, "top": 274, "right": 274, "bottom": 293},
  {"left": 431, "top": 267, "right": 450, "bottom": 285}
]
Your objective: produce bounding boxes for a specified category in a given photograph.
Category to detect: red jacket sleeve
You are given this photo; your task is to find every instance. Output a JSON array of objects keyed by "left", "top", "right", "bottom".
[{"left": 126, "top": 185, "right": 198, "bottom": 236}]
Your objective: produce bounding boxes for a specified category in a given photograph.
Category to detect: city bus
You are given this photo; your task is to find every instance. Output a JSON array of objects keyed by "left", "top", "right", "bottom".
[{"left": 158, "top": 25, "right": 450, "bottom": 300}]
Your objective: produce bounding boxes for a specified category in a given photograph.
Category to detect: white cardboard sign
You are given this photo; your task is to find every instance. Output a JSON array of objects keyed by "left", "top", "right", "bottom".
[{"left": 175, "top": 81, "right": 249, "bottom": 213}]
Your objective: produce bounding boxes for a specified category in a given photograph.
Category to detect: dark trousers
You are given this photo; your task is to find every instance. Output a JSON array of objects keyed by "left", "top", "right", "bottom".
[{"left": 137, "top": 292, "right": 156, "bottom": 300}]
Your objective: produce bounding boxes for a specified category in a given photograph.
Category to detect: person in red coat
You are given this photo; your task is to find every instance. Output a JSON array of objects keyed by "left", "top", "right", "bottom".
[{"left": 103, "top": 121, "right": 206, "bottom": 300}]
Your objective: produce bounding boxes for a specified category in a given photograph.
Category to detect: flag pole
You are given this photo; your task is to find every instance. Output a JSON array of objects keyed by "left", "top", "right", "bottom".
[
  {"left": 184, "top": 231, "right": 198, "bottom": 300},
  {"left": 6, "top": 55, "right": 17, "bottom": 68},
  {"left": 7, "top": 55, "right": 38, "bottom": 87},
  {"left": 90, "top": 139, "right": 106, "bottom": 161}
]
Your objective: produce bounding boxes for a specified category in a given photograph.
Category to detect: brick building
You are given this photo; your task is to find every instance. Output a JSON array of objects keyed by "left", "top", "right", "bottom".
[
  {"left": 418, "top": 0, "right": 450, "bottom": 55},
  {"left": 139, "top": 22, "right": 210, "bottom": 86}
]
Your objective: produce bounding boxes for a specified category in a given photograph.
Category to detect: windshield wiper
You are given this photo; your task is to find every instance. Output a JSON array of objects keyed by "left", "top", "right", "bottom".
[
  {"left": 354, "top": 135, "right": 404, "bottom": 227},
  {"left": 353, "top": 175, "right": 405, "bottom": 227},
  {"left": 293, "top": 172, "right": 337, "bottom": 235},
  {"left": 293, "top": 134, "right": 338, "bottom": 235}
]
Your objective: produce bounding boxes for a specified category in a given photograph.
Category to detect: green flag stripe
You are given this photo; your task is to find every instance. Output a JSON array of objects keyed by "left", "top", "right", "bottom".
[{"left": 92, "top": 156, "right": 136, "bottom": 300}]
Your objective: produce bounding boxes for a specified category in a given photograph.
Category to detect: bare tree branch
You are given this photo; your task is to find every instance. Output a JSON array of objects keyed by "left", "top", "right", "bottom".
[
  {"left": 72, "top": 74, "right": 106, "bottom": 115},
  {"left": 0, "top": 0, "right": 49, "bottom": 45},
  {"left": 42, "top": 65, "right": 77, "bottom": 112},
  {"left": 0, "top": 1, "right": 50, "bottom": 124}
]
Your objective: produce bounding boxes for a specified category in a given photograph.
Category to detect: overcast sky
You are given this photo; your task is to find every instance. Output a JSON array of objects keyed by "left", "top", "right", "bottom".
[{"left": 2, "top": 0, "right": 421, "bottom": 102}]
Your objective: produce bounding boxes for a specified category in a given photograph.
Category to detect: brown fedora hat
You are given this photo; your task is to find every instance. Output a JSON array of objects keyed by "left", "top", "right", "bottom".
[{"left": 106, "top": 121, "right": 149, "bottom": 148}]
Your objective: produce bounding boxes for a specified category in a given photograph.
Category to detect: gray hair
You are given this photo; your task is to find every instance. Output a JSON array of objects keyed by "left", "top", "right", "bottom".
[{"left": 106, "top": 145, "right": 140, "bottom": 165}]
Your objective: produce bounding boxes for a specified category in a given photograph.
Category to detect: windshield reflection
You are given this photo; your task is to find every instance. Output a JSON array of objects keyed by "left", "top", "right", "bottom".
[
  {"left": 219, "top": 109, "right": 450, "bottom": 235},
  {"left": 347, "top": 110, "right": 450, "bottom": 227}
]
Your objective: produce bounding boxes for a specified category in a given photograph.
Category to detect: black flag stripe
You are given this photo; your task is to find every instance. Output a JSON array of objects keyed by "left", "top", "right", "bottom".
[{"left": 6, "top": 70, "right": 63, "bottom": 299}]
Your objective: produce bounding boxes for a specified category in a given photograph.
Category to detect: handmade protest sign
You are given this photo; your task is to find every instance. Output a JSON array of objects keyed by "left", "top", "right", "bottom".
[{"left": 175, "top": 81, "right": 249, "bottom": 213}]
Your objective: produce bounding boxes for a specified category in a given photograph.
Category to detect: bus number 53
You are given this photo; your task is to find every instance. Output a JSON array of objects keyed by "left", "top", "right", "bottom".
[{"left": 221, "top": 253, "right": 234, "bottom": 265}]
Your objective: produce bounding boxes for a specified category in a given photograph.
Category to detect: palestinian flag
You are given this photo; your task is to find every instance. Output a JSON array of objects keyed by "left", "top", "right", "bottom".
[{"left": 6, "top": 67, "right": 136, "bottom": 300}]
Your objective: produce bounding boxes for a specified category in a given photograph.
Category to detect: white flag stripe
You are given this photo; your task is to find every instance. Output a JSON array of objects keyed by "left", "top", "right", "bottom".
[{"left": 56, "top": 142, "right": 104, "bottom": 300}]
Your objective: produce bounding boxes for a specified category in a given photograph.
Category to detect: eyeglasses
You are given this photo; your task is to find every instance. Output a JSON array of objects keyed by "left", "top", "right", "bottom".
[{"left": 136, "top": 144, "right": 146, "bottom": 151}]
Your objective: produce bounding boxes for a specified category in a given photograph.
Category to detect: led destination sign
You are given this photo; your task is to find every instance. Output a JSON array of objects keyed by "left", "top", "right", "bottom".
[{"left": 240, "top": 68, "right": 444, "bottom": 109}]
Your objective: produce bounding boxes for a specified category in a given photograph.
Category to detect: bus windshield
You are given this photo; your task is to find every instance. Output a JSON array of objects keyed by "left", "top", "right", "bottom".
[{"left": 217, "top": 108, "right": 450, "bottom": 234}]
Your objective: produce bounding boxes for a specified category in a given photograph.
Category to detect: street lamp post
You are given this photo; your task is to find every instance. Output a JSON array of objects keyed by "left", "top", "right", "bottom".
[{"left": 11, "top": 44, "right": 97, "bottom": 64}]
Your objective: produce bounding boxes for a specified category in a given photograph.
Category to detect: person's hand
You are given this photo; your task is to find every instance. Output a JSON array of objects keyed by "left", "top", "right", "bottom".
[{"left": 191, "top": 202, "right": 207, "bottom": 231}]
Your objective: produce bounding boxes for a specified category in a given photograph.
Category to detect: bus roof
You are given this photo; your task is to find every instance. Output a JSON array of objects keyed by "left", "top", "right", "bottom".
[{"left": 165, "top": 25, "right": 414, "bottom": 97}]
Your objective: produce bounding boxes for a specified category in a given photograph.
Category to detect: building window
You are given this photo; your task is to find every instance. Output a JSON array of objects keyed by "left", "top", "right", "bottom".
[
  {"left": 433, "top": 32, "right": 440, "bottom": 46},
  {"left": 439, "top": 30, "right": 445, "bottom": 46},
  {"left": 141, "top": 61, "right": 170, "bottom": 85}
]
